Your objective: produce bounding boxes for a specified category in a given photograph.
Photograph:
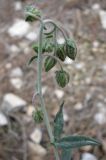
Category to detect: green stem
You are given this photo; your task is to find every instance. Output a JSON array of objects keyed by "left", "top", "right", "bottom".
[
  {"left": 43, "top": 19, "right": 69, "bottom": 41},
  {"left": 37, "top": 22, "right": 60, "bottom": 160}
]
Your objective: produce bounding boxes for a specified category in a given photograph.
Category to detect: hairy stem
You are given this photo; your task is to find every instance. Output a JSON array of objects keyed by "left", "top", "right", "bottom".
[
  {"left": 43, "top": 19, "right": 69, "bottom": 41},
  {"left": 37, "top": 22, "right": 60, "bottom": 160}
]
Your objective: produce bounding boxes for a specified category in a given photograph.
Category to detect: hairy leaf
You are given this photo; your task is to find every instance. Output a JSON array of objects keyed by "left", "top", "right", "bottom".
[
  {"left": 28, "top": 55, "right": 37, "bottom": 65},
  {"left": 54, "top": 101, "right": 64, "bottom": 140},
  {"left": 32, "top": 43, "right": 45, "bottom": 53},
  {"left": 61, "top": 149, "right": 71, "bottom": 160},
  {"left": 55, "top": 135, "right": 101, "bottom": 149},
  {"left": 32, "top": 43, "right": 39, "bottom": 53}
]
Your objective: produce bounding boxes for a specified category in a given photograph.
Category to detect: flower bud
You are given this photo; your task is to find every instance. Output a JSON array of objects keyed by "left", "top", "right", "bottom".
[
  {"left": 25, "top": 5, "right": 41, "bottom": 22},
  {"left": 44, "top": 57, "right": 57, "bottom": 72},
  {"left": 66, "top": 39, "right": 77, "bottom": 60},
  {"left": 33, "top": 109, "right": 43, "bottom": 123},
  {"left": 44, "top": 43, "right": 53, "bottom": 52},
  {"left": 55, "top": 70, "right": 69, "bottom": 88},
  {"left": 56, "top": 44, "right": 66, "bottom": 61}
]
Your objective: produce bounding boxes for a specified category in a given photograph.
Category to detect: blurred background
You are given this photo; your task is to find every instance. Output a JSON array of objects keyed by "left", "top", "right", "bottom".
[{"left": 0, "top": 0, "right": 106, "bottom": 160}]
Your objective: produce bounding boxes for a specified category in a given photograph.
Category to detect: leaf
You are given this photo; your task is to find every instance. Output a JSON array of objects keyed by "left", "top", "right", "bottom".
[
  {"left": 44, "top": 57, "right": 57, "bottom": 72},
  {"left": 54, "top": 101, "right": 64, "bottom": 141},
  {"left": 46, "top": 34, "right": 53, "bottom": 39},
  {"left": 28, "top": 55, "right": 37, "bottom": 65},
  {"left": 61, "top": 149, "right": 72, "bottom": 160},
  {"left": 32, "top": 42, "right": 46, "bottom": 53},
  {"left": 55, "top": 135, "right": 101, "bottom": 149},
  {"left": 32, "top": 43, "right": 39, "bottom": 53}
]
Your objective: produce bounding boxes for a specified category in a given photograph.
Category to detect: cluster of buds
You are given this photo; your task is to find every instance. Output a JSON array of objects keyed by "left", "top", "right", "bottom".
[{"left": 26, "top": 5, "right": 77, "bottom": 88}]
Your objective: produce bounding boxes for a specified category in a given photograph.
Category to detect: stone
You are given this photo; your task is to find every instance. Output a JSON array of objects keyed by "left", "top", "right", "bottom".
[
  {"left": 42, "top": 86, "right": 47, "bottom": 95},
  {"left": 14, "top": 1, "right": 22, "bottom": 11},
  {"left": 10, "top": 78, "right": 23, "bottom": 89},
  {"left": 8, "top": 19, "right": 30, "bottom": 38},
  {"left": 101, "top": 64, "right": 106, "bottom": 71},
  {"left": 1, "top": 93, "right": 27, "bottom": 114},
  {"left": 54, "top": 89, "right": 64, "bottom": 99},
  {"left": 26, "top": 31, "right": 38, "bottom": 41},
  {"left": 64, "top": 57, "right": 73, "bottom": 65},
  {"left": 85, "top": 92, "right": 92, "bottom": 102},
  {"left": 0, "top": 112, "right": 8, "bottom": 126},
  {"left": 81, "top": 153, "right": 97, "bottom": 160},
  {"left": 75, "top": 62, "right": 85, "bottom": 69},
  {"left": 27, "top": 105, "right": 35, "bottom": 117},
  {"left": 57, "top": 38, "right": 65, "bottom": 44},
  {"left": 5, "top": 63, "right": 12, "bottom": 69},
  {"left": 96, "top": 102, "right": 106, "bottom": 112},
  {"left": 94, "top": 112, "right": 106, "bottom": 125},
  {"left": 10, "top": 67, "right": 23, "bottom": 77},
  {"left": 74, "top": 102, "right": 83, "bottom": 111},
  {"left": 85, "top": 77, "right": 91, "bottom": 84},
  {"left": 10, "top": 45, "right": 20, "bottom": 54},
  {"left": 24, "top": 47, "right": 31, "bottom": 55},
  {"left": 30, "top": 128, "right": 42, "bottom": 144},
  {"left": 63, "top": 110, "right": 69, "bottom": 122},
  {"left": 80, "top": 145, "right": 93, "bottom": 152},
  {"left": 99, "top": 10, "right": 106, "bottom": 29},
  {"left": 28, "top": 141, "right": 47, "bottom": 156},
  {"left": 92, "top": 41, "right": 99, "bottom": 48},
  {"left": 92, "top": 3, "right": 100, "bottom": 11}
]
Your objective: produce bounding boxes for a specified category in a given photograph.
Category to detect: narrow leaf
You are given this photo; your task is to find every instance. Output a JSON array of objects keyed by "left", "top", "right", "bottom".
[
  {"left": 46, "top": 34, "right": 53, "bottom": 39},
  {"left": 61, "top": 149, "right": 72, "bottom": 160},
  {"left": 55, "top": 135, "right": 101, "bottom": 149},
  {"left": 54, "top": 101, "right": 64, "bottom": 140},
  {"left": 28, "top": 55, "right": 37, "bottom": 65}
]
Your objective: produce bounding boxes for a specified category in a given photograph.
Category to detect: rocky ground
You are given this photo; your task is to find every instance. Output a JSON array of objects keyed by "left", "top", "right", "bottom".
[{"left": 0, "top": 0, "right": 106, "bottom": 160}]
